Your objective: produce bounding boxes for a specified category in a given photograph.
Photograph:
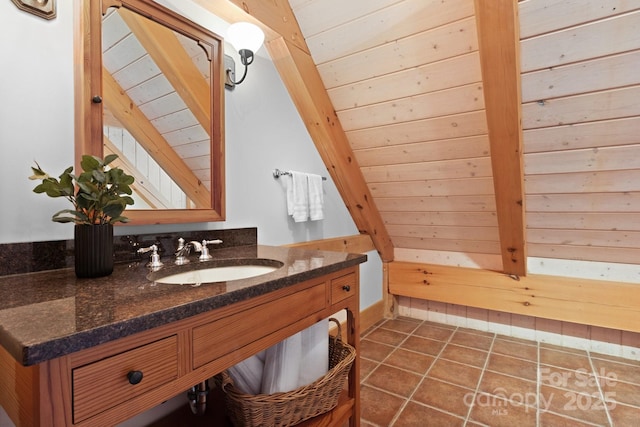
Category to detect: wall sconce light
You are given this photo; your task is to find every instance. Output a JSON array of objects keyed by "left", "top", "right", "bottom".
[{"left": 225, "top": 22, "right": 265, "bottom": 89}]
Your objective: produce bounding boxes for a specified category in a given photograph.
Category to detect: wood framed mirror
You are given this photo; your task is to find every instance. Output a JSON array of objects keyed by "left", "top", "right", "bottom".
[{"left": 75, "top": 0, "right": 225, "bottom": 225}]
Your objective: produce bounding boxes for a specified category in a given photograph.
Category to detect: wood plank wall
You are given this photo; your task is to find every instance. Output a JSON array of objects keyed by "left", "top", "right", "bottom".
[
  {"left": 290, "top": 0, "right": 501, "bottom": 258},
  {"left": 385, "top": 1, "right": 640, "bottom": 336},
  {"left": 288, "top": 0, "right": 640, "bottom": 343},
  {"left": 291, "top": 0, "right": 640, "bottom": 267},
  {"left": 520, "top": 0, "right": 640, "bottom": 264}
]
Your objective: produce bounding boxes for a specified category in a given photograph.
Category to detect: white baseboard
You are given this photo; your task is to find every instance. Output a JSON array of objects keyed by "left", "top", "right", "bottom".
[{"left": 399, "top": 298, "right": 640, "bottom": 361}]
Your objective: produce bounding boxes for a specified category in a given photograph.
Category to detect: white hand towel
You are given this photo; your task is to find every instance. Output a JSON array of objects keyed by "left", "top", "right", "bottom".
[
  {"left": 297, "top": 319, "right": 329, "bottom": 388},
  {"left": 285, "top": 175, "right": 295, "bottom": 216},
  {"left": 307, "top": 173, "right": 324, "bottom": 221},
  {"left": 227, "top": 352, "right": 265, "bottom": 395},
  {"left": 261, "top": 331, "right": 303, "bottom": 394},
  {"left": 290, "top": 171, "right": 309, "bottom": 222}
]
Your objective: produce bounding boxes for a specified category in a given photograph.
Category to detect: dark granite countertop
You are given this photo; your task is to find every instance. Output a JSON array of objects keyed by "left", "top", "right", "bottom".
[{"left": 0, "top": 244, "right": 366, "bottom": 366}]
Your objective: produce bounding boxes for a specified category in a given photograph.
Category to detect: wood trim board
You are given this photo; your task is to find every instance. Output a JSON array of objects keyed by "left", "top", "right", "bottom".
[{"left": 389, "top": 261, "right": 640, "bottom": 333}]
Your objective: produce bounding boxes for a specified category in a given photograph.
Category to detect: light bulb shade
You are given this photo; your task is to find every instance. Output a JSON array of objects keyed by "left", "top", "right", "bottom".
[{"left": 226, "top": 22, "right": 264, "bottom": 55}]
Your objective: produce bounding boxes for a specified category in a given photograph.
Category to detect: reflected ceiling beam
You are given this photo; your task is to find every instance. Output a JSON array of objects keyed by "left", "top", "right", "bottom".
[
  {"left": 193, "top": 0, "right": 395, "bottom": 262},
  {"left": 475, "top": 0, "right": 527, "bottom": 276},
  {"left": 103, "top": 68, "right": 211, "bottom": 208},
  {"left": 104, "top": 137, "right": 173, "bottom": 209},
  {"left": 118, "top": 7, "right": 211, "bottom": 135}
]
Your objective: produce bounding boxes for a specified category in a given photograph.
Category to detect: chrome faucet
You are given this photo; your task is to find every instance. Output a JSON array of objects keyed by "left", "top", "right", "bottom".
[
  {"left": 175, "top": 238, "right": 194, "bottom": 265},
  {"left": 175, "top": 238, "right": 223, "bottom": 264}
]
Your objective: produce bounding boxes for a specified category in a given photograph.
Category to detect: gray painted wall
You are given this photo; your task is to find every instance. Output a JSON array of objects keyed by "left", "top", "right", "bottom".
[{"left": 0, "top": 1, "right": 382, "bottom": 309}]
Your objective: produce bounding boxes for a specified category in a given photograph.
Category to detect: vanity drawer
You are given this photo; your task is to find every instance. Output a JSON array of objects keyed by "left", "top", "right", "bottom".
[
  {"left": 72, "top": 335, "right": 179, "bottom": 423},
  {"left": 331, "top": 272, "right": 356, "bottom": 304},
  {"left": 192, "top": 282, "right": 327, "bottom": 369}
]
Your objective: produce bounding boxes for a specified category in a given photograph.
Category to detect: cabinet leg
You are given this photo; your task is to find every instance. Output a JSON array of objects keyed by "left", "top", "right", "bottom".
[
  {"left": 346, "top": 307, "right": 360, "bottom": 427},
  {"left": 383, "top": 262, "right": 398, "bottom": 319}
]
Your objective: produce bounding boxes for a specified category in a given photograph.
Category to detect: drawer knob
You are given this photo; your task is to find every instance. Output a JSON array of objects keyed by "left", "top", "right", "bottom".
[
  {"left": 342, "top": 285, "right": 351, "bottom": 292},
  {"left": 127, "top": 370, "right": 144, "bottom": 385}
]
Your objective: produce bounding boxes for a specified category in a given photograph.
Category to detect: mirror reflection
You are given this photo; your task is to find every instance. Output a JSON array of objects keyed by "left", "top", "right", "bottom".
[
  {"left": 76, "top": 0, "right": 225, "bottom": 224},
  {"left": 102, "top": 6, "right": 212, "bottom": 210}
]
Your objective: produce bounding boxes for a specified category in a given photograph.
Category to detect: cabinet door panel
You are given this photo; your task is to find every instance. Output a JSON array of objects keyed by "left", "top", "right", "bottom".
[{"left": 192, "top": 283, "right": 327, "bottom": 369}]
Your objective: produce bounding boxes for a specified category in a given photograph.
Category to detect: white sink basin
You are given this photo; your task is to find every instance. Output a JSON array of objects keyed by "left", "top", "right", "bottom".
[{"left": 153, "top": 265, "right": 279, "bottom": 285}]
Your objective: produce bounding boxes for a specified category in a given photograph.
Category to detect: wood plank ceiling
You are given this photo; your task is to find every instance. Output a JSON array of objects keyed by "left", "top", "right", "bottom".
[
  {"left": 291, "top": 0, "right": 505, "bottom": 266},
  {"left": 198, "top": 0, "right": 639, "bottom": 275},
  {"left": 287, "top": 0, "right": 640, "bottom": 272}
]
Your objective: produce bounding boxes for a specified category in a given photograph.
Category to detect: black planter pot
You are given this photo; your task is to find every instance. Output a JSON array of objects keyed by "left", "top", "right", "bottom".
[{"left": 74, "top": 224, "right": 114, "bottom": 278}]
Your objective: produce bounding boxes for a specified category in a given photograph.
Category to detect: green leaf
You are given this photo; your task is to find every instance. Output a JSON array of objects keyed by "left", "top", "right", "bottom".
[
  {"left": 80, "top": 155, "right": 100, "bottom": 172},
  {"left": 102, "top": 202, "right": 125, "bottom": 220},
  {"left": 32, "top": 184, "right": 47, "bottom": 194},
  {"left": 77, "top": 180, "right": 99, "bottom": 197},
  {"left": 52, "top": 209, "right": 89, "bottom": 224},
  {"left": 117, "top": 183, "right": 133, "bottom": 195},
  {"left": 121, "top": 195, "right": 135, "bottom": 206},
  {"left": 52, "top": 217, "right": 76, "bottom": 224},
  {"left": 29, "top": 166, "right": 49, "bottom": 181},
  {"left": 34, "top": 180, "right": 64, "bottom": 198},
  {"left": 103, "top": 153, "right": 118, "bottom": 166},
  {"left": 91, "top": 169, "right": 106, "bottom": 184},
  {"left": 60, "top": 166, "right": 74, "bottom": 177},
  {"left": 109, "top": 215, "right": 130, "bottom": 224}
]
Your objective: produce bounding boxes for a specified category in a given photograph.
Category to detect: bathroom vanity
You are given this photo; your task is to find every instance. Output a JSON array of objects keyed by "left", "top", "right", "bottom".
[{"left": 0, "top": 244, "right": 365, "bottom": 426}]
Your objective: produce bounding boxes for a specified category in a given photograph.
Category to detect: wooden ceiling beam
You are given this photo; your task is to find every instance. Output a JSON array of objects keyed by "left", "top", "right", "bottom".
[
  {"left": 474, "top": 0, "right": 527, "bottom": 276},
  {"left": 194, "top": 0, "right": 394, "bottom": 261}
]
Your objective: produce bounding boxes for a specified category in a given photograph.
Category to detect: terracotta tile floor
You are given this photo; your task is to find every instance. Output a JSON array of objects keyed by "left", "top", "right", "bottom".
[{"left": 359, "top": 317, "right": 640, "bottom": 426}]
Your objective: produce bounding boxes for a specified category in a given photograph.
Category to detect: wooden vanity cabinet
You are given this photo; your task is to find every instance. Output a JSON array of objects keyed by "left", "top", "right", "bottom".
[{"left": 0, "top": 266, "right": 360, "bottom": 427}]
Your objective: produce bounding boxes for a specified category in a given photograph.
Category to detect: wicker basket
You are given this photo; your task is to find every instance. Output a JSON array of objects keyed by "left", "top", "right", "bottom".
[{"left": 217, "top": 318, "right": 356, "bottom": 427}]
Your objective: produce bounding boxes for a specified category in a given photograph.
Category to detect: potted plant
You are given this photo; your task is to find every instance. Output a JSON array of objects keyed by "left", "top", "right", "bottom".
[{"left": 29, "top": 154, "right": 135, "bottom": 278}]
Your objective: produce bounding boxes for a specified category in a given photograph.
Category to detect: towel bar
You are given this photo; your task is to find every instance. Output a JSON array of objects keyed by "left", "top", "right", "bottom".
[{"left": 273, "top": 168, "right": 326, "bottom": 181}]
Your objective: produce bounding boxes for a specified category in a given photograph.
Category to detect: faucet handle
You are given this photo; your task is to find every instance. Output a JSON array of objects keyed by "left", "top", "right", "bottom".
[
  {"left": 199, "top": 240, "right": 212, "bottom": 261},
  {"left": 198, "top": 239, "right": 222, "bottom": 261},
  {"left": 137, "top": 244, "right": 156, "bottom": 255},
  {"left": 137, "top": 244, "right": 164, "bottom": 269}
]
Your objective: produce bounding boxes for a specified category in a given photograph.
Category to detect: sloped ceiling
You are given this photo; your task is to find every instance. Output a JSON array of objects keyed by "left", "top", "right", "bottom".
[{"left": 200, "top": 0, "right": 640, "bottom": 275}]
